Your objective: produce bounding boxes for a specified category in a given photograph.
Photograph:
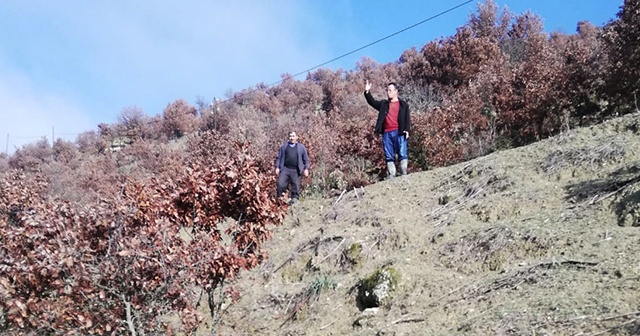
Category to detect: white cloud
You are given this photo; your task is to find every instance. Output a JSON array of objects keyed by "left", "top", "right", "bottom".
[
  {"left": 0, "top": 0, "right": 334, "bottom": 144},
  {"left": 0, "top": 57, "right": 95, "bottom": 154}
]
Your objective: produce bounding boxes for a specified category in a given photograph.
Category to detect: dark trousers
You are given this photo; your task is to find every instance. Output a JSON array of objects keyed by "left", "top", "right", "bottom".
[{"left": 277, "top": 167, "right": 301, "bottom": 200}]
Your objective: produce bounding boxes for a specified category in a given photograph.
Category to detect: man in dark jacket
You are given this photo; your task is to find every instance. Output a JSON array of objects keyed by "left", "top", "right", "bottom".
[
  {"left": 275, "top": 131, "right": 310, "bottom": 204},
  {"left": 364, "top": 80, "right": 410, "bottom": 178}
]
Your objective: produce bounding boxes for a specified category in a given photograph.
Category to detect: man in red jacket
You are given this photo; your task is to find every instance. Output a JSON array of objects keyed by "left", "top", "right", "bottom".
[{"left": 364, "top": 80, "right": 411, "bottom": 179}]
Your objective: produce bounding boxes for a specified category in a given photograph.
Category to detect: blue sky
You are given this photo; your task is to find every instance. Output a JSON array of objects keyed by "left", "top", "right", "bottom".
[{"left": 0, "top": 0, "right": 623, "bottom": 153}]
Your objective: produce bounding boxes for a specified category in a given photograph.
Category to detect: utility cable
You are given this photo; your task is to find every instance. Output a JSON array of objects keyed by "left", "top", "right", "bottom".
[
  {"left": 4, "top": 0, "right": 476, "bottom": 144},
  {"left": 285, "top": 0, "right": 475, "bottom": 81},
  {"left": 217, "top": 0, "right": 475, "bottom": 104}
]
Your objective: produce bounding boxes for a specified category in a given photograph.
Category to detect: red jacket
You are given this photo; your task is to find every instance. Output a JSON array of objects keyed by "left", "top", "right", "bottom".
[{"left": 364, "top": 90, "right": 411, "bottom": 135}]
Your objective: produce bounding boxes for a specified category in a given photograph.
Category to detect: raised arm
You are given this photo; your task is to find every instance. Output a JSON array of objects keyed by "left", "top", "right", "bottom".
[{"left": 364, "top": 80, "right": 382, "bottom": 110}]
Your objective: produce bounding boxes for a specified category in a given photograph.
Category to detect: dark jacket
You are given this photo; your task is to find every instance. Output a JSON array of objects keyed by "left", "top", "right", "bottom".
[
  {"left": 275, "top": 142, "right": 310, "bottom": 175},
  {"left": 364, "top": 91, "right": 411, "bottom": 135}
]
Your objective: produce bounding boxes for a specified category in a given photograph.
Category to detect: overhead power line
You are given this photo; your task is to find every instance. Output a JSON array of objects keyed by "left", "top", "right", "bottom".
[
  {"left": 4, "top": 0, "right": 475, "bottom": 150},
  {"left": 285, "top": 0, "right": 475, "bottom": 81},
  {"left": 217, "top": 0, "right": 475, "bottom": 105},
  {"left": 218, "top": 0, "right": 475, "bottom": 103}
]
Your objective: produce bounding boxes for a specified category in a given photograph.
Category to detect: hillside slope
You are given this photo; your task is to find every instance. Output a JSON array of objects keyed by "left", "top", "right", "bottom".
[{"left": 214, "top": 113, "right": 640, "bottom": 335}]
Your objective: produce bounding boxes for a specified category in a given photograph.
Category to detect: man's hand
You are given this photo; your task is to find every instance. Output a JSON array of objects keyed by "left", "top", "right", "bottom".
[
  {"left": 275, "top": 168, "right": 280, "bottom": 176},
  {"left": 403, "top": 131, "right": 409, "bottom": 139},
  {"left": 365, "top": 80, "right": 372, "bottom": 93},
  {"left": 303, "top": 169, "right": 309, "bottom": 177}
]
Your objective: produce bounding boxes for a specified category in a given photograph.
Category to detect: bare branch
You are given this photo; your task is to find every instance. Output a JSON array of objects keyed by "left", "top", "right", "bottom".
[{"left": 121, "top": 294, "right": 137, "bottom": 336}]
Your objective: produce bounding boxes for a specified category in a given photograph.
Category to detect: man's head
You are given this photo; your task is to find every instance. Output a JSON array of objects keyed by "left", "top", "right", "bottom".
[
  {"left": 288, "top": 131, "right": 299, "bottom": 144},
  {"left": 387, "top": 82, "right": 399, "bottom": 101}
]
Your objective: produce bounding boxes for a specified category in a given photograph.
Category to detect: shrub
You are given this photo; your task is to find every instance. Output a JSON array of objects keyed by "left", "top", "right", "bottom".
[
  {"left": 0, "top": 142, "right": 287, "bottom": 334},
  {"left": 8, "top": 138, "right": 52, "bottom": 172},
  {"left": 162, "top": 99, "right": 198, "bottom": 139}
]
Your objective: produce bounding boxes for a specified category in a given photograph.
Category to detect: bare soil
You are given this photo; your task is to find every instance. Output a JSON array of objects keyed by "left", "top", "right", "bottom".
[{"left": 208, "top": 113, "right": 640, "bottom": 335}]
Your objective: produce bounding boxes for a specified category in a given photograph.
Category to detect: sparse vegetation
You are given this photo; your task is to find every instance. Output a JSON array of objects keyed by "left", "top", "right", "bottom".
[
  {"left": 280, "top": 275, "right": 337, "bottom": 326},
  {"left": 219, "top": 112, "right": 640, "bottom": 335},
  {"left": 357, "top": 265, "right": 400, "bottom": 309},
  {"left": 2, "top": 0, "right": 640, "bottom": 334},
  {"left": 280, "top": 255, "right": 313, "bottom": 283},
  {"left": 339, "top": 242, "right": 363, "bottom": 271},
  {"left": 540, "top": 141, "right": 626, "bottom": 175},
  {"left": 439, "top": 226, "right": 553, "bottom": 273}
]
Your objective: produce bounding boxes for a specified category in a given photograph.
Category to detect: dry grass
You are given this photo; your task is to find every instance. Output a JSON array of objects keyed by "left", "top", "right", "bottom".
[
  {"left": 438, "top": 226, "right": 553, "bottom": 273},
  {"left": 208, "top": 112, "right": 640, "bottom": 336},
  {"left": 540, "top": 141, "right": 626, "bottom": 175}
]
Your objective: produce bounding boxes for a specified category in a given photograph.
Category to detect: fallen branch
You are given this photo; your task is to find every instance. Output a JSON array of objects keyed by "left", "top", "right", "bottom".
[
  {"left": 311, "top": 238, "right": 346, "bottom": 268},
  {"left": 283, "top": 295, "right": 294, "bottom": 315},
  {"left": 449, "top": 163, "right": 474, "bottom": 183},
  {"left": 450, "top": 303, "right": 503, "bottom": 332},
  {"left": 392, "top": 317, "right": 426, "bottom": 325},
  {"left": 280, "top": 295, "right": 313, "bottom": 328},
  {"left": 600, "top": 310, "right": 640, "bottom": 322},
  {"left": 586, "top": 187, "right": 626, "bottom": 206},
  {"left": 272, "top": 257, "right": 294, "bottom": 274},
  {"left": 334, "top": 189, "right": 347, "bottom": 205},
  {"left": 467, "top": 259, "right": 599, "bottom": 298},
  {"left": 586, "top": 318, "right": 638, "bottom": 336},
  {"left": 533, "top": 259, "right": 599, "bottom": 269},
  {"left": 427, "top": 175, "right": 490, "bottom": 223},
  {"left": 320, "top": 319, "right": 338, "bottom": 330},
  {"left": 552, "top": 310, "right": 640, "bottom": 333},
  {"left": 554, "top": 311, "right": 640, "bottom": 327},
  {"left": 312, "top": 235, "right": 344, "bottom": 257},
  {"left": 272, "top": 235, "right": 344, "bottom": 274},
  {"left": 430, "top": 274, "right": 490, "bottom": 306},
  {"left": 365, "top": 239, "right": 380, "bottom": 255}
]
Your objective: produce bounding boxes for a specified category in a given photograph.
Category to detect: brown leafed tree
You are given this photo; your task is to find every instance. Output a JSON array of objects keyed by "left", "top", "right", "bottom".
[
  {"left": 496, "top": 12, "right": 567, "bottom": 145},
  {"left": 116, "top": 106, "right": 151, "bottom": 140},
  {"left": 468, "top": 0, "right": 512, "bottom": 42},
  {"left": 52, "top": 138, "right": 77, "bottom": 164},
  {"left": 161, "top": 99, "right": 198, "bottom": 139},
  {"left": 0, "top": 141, "right": 287, "bottom": 334},
  {"left": 76, "top": 130, "right": 108, "bottom": 155},
  {"left": 549, "top": 22, "right": 608, "bottom": 127},
  {"left": 602, "top": 0, "right": 640, "bottom": 113},
  {"left": 8, "top": 138, "right": 52, "bottom": 172}
]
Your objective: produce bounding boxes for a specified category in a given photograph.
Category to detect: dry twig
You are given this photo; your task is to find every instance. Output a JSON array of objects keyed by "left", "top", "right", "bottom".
[
  {"left": 320, "top": 319, "right": 338, "bottom": 330},
  {"left": 392, "top": 317, "right": 426, "bottom": 325},
  {"left": 600, "top": 310, "right": 640, "bottom": 322},
  {"left": 334, "top": 189, "right": 347, "bottom": 205},
  {"left": 427, "top": 175, "right": 492, "bottom": 224},
  {"left": 585, "top": 318, "right": 638, "bottom": 336},
  {"left": 311, "top": 238, "right": 346, "bottom": 268},
  {"left": 272, "top": 235, "right": 343, "bottom": 274},
  {"left": 462, "top": 259, "right": 599, "bottom": 299},
  {"left": 122, "top": 294, "right": 137, "bottom": 336},
  {"left": 429, "top": 274, "right": 490, "bottom": 307}
]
